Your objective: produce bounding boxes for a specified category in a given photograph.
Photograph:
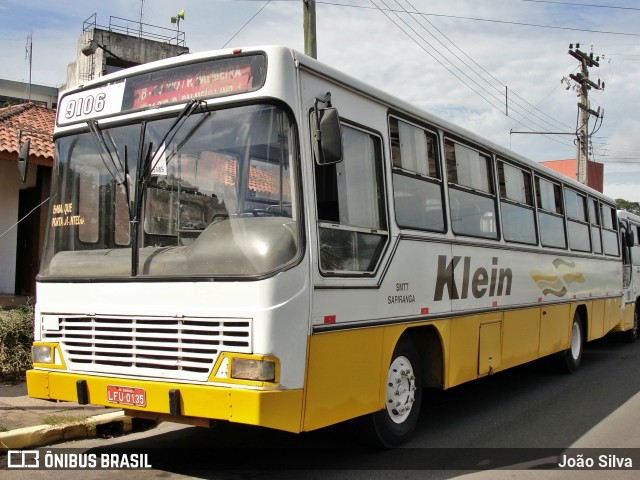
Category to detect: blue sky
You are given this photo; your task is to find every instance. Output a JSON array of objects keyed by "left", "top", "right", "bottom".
[{"left": 4, "top": 0, "right": 640, "bottom": 201}]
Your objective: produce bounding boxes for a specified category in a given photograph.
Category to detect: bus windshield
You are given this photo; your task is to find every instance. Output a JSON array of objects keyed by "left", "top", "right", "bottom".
[{"left": 41, "top": 103, "right": 300, "bottom": 279}]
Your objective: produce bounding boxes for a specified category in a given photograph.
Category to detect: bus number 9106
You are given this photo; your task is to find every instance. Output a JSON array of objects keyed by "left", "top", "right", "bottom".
[{"left": 65, "top": 93, "right": 107, "bottom": 120}]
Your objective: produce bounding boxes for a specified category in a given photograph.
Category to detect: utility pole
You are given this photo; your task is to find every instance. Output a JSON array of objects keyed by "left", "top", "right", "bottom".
[
  {"left": 566, "top": 43, "right": 604, "bottom": 186},
  {"left": 303, "top": 0, "right": 317, "bottom": 59}
]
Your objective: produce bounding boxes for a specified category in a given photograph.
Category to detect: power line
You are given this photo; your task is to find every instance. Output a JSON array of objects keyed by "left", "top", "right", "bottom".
[
  {"left": 368, "top": 1, "right": 575, "bottom": 147},
  {"left": 370, "top": 0, "right": 506, "bottom": 112},
  {"left": 402, "top": 0, "right": 574, "bottom": 133},
  {"left": 517, "top": 0, "right": 640, "bottom": 12},
  {"left": 317, "top": 1, "right": 640, "bottom": 37},
  {"left": 222, "top": 1, "right": 272, "bottom": 48},
  {"left": 590, "top": 43, "right": 640, "bottom": 47}
]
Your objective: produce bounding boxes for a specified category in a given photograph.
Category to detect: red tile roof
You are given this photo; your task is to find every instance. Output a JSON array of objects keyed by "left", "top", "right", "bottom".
[{"left": 0, "top": 103, "right": 55, "bottom": 166}]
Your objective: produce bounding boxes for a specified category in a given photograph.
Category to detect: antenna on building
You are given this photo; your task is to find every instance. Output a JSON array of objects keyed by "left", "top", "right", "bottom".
[
  {"left": 138, "top": 0, "right": 145, "bottom": 37},
  {"left": 25, "top": 33, "right": 33, "bottom": 102}
]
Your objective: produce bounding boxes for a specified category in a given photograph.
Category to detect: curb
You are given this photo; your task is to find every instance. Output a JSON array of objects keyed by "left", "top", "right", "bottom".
[{"left": 0, "top": 411, "right": 132, "bottom": 449}]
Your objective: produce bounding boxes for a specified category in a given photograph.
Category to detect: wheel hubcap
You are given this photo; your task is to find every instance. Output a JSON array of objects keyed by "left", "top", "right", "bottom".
[
  {"left": 385, "top": 355, "right": 416, "bottom": 424},
  {"left": 570, "top": 322, "right": 581, "bottom": 360}
]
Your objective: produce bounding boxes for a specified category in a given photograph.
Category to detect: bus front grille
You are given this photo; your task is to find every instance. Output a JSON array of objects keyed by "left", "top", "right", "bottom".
[{"left": 42, "top": 316, "right": 252, "bottom": 381}]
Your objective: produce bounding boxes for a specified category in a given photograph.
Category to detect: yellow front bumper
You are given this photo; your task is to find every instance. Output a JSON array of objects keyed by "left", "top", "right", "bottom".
[{"left": 26, "top": 370, "right": 304, "bottom": 433}]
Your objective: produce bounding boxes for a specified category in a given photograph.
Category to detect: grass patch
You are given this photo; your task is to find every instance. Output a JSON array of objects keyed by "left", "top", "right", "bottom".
[
  {"left": 0, "top": 301, "right": 34, "bottom": 382},
  {"left": 0, "top": 424, "right": 8, "bottom": 432}
]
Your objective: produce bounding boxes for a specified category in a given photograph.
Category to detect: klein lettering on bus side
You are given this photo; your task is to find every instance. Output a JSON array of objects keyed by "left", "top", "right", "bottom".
[{"left": 434, "top": 255, "right": 513, "bottom": 301}]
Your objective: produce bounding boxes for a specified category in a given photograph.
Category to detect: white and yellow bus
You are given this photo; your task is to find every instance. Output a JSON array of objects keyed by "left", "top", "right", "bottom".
[{"left": 27, "top": 46, "right": 636, "bottom": 446}]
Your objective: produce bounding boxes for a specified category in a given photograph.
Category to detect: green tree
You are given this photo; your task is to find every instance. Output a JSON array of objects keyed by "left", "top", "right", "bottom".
[{"left": 616, "top": 198, "right": 640, "bottom": 215}]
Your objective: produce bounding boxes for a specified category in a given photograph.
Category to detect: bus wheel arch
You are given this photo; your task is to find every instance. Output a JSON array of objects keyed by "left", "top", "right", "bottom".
[
  {"left": 405, "top": 326, "right": 444, "bottom": 389},
  {"left": 623, "top": 299, "right": 639, "bottom": 343},
  {"left": 369, "top": 326, "right": 443, "bottom": 447}
]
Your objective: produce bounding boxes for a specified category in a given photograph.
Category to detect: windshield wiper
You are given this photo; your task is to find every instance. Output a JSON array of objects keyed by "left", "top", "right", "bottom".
[
  {"left": 131, "top": 99, "right": 207, "bottom": 276},
  {"left": 87, "top": 119, "right": 133, "bottom": 220},
  {"left": 131, "top": 127, "right": 151, "bottom": 277}
]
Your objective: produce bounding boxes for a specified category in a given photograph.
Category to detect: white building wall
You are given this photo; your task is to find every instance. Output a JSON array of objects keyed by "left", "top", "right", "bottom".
[
  {"left": 0, "top": 161, "right": 37, "bottom": 294},
  {"left": 0, "top": 79, "right": 59, "bottom": 108}
]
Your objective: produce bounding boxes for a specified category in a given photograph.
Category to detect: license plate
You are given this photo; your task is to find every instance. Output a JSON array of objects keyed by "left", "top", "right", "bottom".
[{"left": 106, "top": 385, "right": 146, "bottom": 407}]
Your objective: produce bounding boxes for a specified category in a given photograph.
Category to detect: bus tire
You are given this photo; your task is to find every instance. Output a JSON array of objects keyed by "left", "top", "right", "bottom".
[
  {"left": 559, "top": 314, "right": 583, "bottom": 373},
  {"left": 369, "top": 336, "right": 422, "bottom": 447},
  {"left": 623, "top": 308, "right": 639, "bottom": 343}
]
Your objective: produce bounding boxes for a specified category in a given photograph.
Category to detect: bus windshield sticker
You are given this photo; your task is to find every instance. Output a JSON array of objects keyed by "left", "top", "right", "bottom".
[{"left": 150, "top": 143, "right": 168, "bottom": 176}]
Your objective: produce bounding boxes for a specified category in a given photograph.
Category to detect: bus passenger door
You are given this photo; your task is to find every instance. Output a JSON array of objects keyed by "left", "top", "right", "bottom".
[
  {"left": 630, "top": 223, "right": 640, "bottom": 313},
  {"left": 620, "top": 220, "right": 634, "bottom": 332}
]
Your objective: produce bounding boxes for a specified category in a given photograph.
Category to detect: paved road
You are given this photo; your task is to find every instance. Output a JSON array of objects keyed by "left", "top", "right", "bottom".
[{"left": 3, "top": 334, "right": 640, "bottom": 479}]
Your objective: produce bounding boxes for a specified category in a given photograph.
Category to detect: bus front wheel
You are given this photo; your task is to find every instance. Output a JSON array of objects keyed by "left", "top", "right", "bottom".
[{"left": 370, "top": 336, "right": 422, "bottom": 447}]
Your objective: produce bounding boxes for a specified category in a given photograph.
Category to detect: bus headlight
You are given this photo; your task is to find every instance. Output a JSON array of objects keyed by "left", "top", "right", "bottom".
[
  {"left": 32, "top": 345, "right": 53, "bottom": 364},
  {"left": 231, "top": 358, "right": 276, "bottom": 382}
]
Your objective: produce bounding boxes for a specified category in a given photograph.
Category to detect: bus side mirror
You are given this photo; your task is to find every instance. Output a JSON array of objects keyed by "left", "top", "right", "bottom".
[
  {"left": 627, "top": 229, "right": 635, "bottom": 247},
  {"left": 18, "top": 138, "right": 30, "bottom": 183},
  {"left": 312, "top": 93, "right": 343, "bottom": 165}
]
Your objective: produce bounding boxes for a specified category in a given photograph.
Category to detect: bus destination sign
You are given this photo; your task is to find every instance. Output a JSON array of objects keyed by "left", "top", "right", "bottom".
[
  {"left": 57, "top": 54, "right": 266, "bottom": 126},
  {"left": 127, "top": 61, "right": 254, "bottom": 109}
]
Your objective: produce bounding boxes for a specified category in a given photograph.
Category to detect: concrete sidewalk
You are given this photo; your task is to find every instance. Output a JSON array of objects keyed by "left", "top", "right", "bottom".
[{"left": 0, "top": 382, "right": 128, "bottom": 448}]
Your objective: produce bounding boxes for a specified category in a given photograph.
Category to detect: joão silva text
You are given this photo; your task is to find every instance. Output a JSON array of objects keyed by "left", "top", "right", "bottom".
[{"left": 558, "top": 453, "right": 632, "bottom": 469}]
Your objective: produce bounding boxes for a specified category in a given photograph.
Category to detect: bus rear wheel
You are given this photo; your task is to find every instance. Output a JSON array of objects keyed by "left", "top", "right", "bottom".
[
  {"left": 369, "top": 336, "right": 422, "bottom": 447},
  {"left": 623, "top": 308, "right": 639, "bottom": 343},
  {"left": 559, "top": 314, "right": 583, "bottom": 373}
]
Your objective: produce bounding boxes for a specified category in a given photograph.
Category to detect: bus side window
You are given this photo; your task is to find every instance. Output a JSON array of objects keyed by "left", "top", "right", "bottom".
[
  {"left": 633, "top": 225, "right": 640, "bottom": 266},
  {"left": 315, "top": 124, "right": 388, "bottom": 273},
  {"left": 589, "top": 198, "right": 603, "bottom": 254},
  {"left": 389, "top": 117, "right": 444, "bottom": 232},
  {"left": 535, "top": 177, "right": 567, "bottom": 249},
  {"left": 565, "top": 188, "right": 591, "bottom": 252},
  {"left": 600, "top": 203, "right": 619, "bottom": 256},
  {"left": 445, "top": 140, "right": 497, "bottom": 239},
  {"left": 497, "top": 160, "right": 536, "bottom": 245}
]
